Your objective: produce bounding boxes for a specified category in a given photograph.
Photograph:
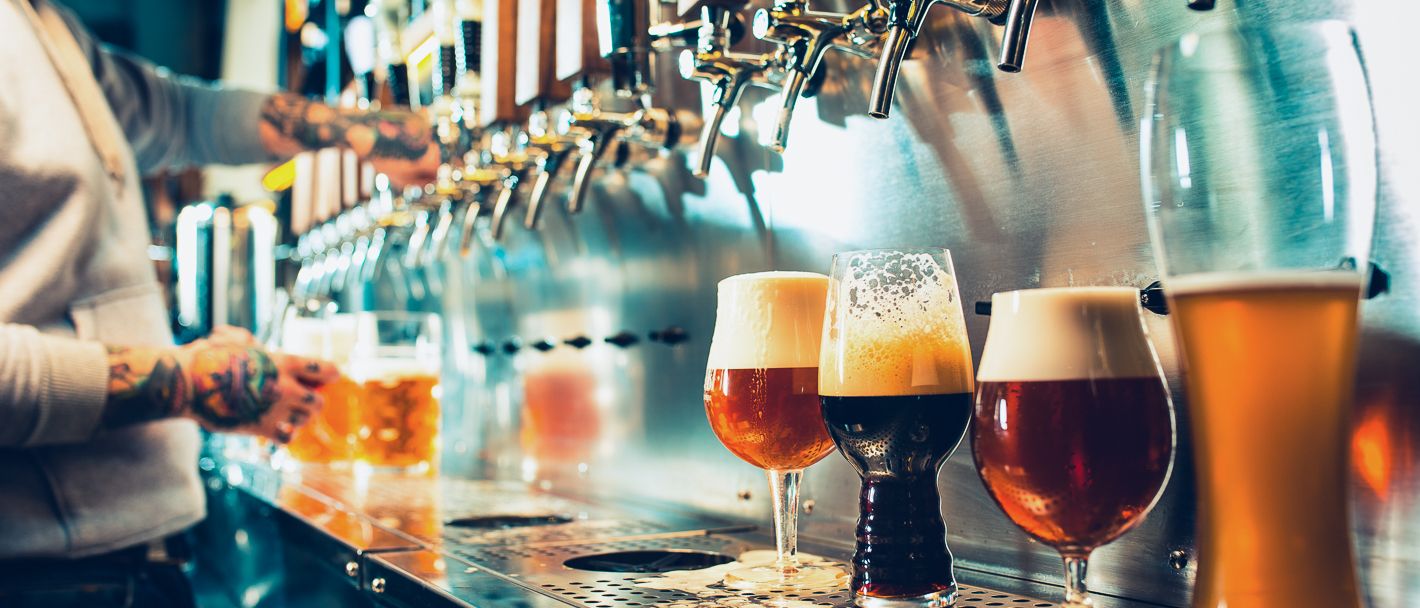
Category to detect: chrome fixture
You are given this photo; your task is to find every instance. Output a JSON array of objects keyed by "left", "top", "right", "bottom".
[
  {"left": 752, "top": 0, "right": 883, "bottom": 150},
  {"left": 679, "top": 4, "right": 785, "bottom": 177},
  {"left": 868, "top": 0, "right": 1038, "bottom": 118},
  {"left": 523, "top": 111, "right": 585, "bottom": 229}
]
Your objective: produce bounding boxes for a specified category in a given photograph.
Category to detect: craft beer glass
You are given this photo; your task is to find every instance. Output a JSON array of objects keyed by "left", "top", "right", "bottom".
[
  {"left": 973, "top": 288, "right": 1175, "bottom": 607},
  {"left": 1143, "top": 21, "right": 1376, "bottom": 608},
  {"left": 705, "top": 272, "right": 838, "bottom": 589},
  {"left": 350, "top": 311, "right": 443, "bottom": 473},
  {"left": 819, "top": 249, "right": 975, "bottom": 607},
  {"left": 280, "top": 313, "right": 360, "bottom": 464}
]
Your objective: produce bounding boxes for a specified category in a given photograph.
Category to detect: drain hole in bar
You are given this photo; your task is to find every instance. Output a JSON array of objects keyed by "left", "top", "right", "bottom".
[
  {"left": 563, "top": 550, "right": 735, "bottom": 573},
  {"left": 444, "top": 514, "right": 574, "bottom": 529}
]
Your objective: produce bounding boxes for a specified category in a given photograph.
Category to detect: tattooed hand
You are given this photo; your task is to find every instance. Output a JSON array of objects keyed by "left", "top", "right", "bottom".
[
  {"left": 258, "top": 92, "right": 440, "bottom": 188},
  {"left": 104, "top": 337, "right": 339, "bottom": 442}
]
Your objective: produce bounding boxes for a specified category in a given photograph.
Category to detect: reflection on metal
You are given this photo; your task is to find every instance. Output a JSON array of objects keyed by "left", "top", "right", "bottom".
[{"left": 428, "top": 1, "right": 1420, "bottom": 606}]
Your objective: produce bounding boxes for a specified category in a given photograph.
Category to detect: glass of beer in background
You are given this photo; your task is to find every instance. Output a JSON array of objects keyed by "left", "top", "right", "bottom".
[
  {"left": 1143, "top": 21, "right": 1377, "bottom": 608},
  {"left": 280, "top": 313, "right": 360, "bottom": 465},
  {"left": 704, "top": 272, "right": 839, "bottom": 589},
  {"left": 350, "top": 311, "right": 443, "bottom": 474},
  {"left": 972, "top": 287, "right": 1175, "bottom": 607},
  {"left": 818, "top": 249, "right": 975, "bottom": 607}
]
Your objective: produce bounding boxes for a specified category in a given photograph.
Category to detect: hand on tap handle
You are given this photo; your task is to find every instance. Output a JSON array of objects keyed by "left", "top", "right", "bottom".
[{"left": 258, "top": 92, "right": 441, "bottom": 189}]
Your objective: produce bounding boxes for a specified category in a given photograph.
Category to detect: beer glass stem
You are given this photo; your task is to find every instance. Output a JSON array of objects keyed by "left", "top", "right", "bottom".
[
  {"left": 768, "top": 468, "right": 804, "bottom": 571},
  {"left": 1061, "top": 553, "right": 1092, "bottom": 606}
]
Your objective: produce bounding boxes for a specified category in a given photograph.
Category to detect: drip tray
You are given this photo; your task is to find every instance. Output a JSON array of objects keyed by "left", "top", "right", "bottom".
[
  {"left": 445, "top": 514, "right": 574, "bottom": 529},
  {"left": 563, "top": 550, "right": 735, "bottom": 573}
]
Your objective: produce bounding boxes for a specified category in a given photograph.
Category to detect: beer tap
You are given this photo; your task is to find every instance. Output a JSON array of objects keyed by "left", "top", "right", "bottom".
[
  {"left": 455, "top": 167, "right": 505, "bottom": 257},
  {"left": 867, "top": 0, "right": 1038, "bottom": 119},
  {"left": 487, "top": 131, "right": 537, "bottom": 240},
  {"left": 678, "top": 2, "right": 785, "bottom": 177},
  {"left": 752, "top": 0, "right": 882, "bottom": 151},
  {"left": 523, "top": 110, "right": 585, "bottom": 229}
]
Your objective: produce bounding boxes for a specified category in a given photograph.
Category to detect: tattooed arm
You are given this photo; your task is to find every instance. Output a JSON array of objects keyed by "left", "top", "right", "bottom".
[
  {"left": 257, "top": 92, "right": 440, "bottom": 187},
  {"left": 104, "top": 337, "right": 338, "bottom": 442}
]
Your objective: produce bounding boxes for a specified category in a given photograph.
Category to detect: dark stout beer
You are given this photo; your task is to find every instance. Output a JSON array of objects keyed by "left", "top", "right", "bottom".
[
  {"left": 819, "top": 249, "right": 975, "bottom": 605},
  {"left": 705, "top": 367, "right": 833, "bottom": 470},
  {"left": 820, "top": 393, "right": 972, "bottom": 599},
  {"left": 973, "top": 378, "right": 1172, "bottom": 551}
]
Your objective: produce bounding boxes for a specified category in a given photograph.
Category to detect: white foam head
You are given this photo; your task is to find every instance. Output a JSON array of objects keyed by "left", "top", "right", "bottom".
[
  {"left": 1165, "top": 270, "right": 1364, "bottom": 296},
  {"left": 706, "top": 272, "right": 829, "bottom": 369},
  {"left": 819, "top": 252, "right": 974, "bottom": 396},
  {"left": 976, "top": 287, "right": 1163, "bottom": 382}
]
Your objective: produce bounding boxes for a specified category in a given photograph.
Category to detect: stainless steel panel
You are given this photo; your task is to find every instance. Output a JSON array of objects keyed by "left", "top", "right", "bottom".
[{"left": 382, "top": 0, "right": 1420, "bottom": 606}]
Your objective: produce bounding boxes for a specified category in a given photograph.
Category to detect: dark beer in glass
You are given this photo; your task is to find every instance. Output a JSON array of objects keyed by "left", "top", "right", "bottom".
[
  {"left": 818, "top": 249, "right": 975, "bottom": 607},
  {"left": 972, "top": 287, "right": 1174, "bottom": 606}
]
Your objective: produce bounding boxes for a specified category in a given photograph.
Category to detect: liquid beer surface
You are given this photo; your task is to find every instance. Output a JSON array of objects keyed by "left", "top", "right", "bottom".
[
  {"left": 818, "top": 255, "right": 974, "bottom": 599},
  {"left": 1170, "top": 271, "right": 1363, "bottom": 608},
  {"left": 973, "top": 287, "right": 1174, "bottom": 554},
  {"left": 352, "top": 360, "right": 441, "bottom": 471},
  {"left": 705, "top": 272, "right": 833, "bottom": 471}
]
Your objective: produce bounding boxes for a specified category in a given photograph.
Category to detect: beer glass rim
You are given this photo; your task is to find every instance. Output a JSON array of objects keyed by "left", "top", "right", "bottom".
[
  {"left": 717, "top": 270, "right": 828, "bottom": 288},
  {"left": 829, "top": 247, "right": 956, "bottom": 269},
  {"left": 1154, "top": 19, "right": 1356, "bottom": 67},
  {"left": 990, "top": 286, "right": 1140, "bottom": 303}
]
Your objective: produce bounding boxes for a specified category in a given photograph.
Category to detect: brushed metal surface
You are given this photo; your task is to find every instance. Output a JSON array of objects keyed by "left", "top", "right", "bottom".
[{"left": 383, "top": 1, "right": 1420, "bottom": 606}]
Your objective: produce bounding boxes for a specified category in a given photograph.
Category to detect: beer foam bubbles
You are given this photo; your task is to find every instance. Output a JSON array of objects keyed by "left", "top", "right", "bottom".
[
  {"left": 819, "top": 252, "right": 975, "bottom": 396},
  {"left": 976, "top": 287, "right": 1162, "bottom": 382},
  {"left": 706, "top": 272, "right": 829, "bottom": 370}
]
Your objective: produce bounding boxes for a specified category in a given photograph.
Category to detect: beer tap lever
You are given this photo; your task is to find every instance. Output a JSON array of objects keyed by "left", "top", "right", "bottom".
[
  {"left": 523, "top": 111, "right": 583, "bottom": 229},
  {"left": 867, "top": 0, "right": 1040, "bottom": 118},
  {"left": 680, "top": 4, "right": 784, "bottom": 177},
  {"left": 753, "top": 0, "right": 881, "bottom": 151}
]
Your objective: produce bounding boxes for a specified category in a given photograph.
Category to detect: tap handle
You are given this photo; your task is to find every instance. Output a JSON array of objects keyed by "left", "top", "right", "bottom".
[
  {"left": 568, "top": 131, "right": 619, "bottom": 213},
  {"left": 457, "top": 199, "right": 486, "bottom": 258},
  {"left": 525, "top": 148, "right": 575, "bottom": 229},
  {"left": 489, "top": 174, "right": 522, "bottom": 240},
  {"left": 867, "top": 24, "right": 911, "bottom": 119},
  {"left": 403, "top": 210, "right": 432, "bottom": 268},
  {"left": 693, "top": 94, "right": 731, "bottom": 177},
  {"left": 996, "top": 0, "right": 1039, "bottom": 72}
]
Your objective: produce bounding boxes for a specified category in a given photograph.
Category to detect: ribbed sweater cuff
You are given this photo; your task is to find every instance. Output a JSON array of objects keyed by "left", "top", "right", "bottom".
[{"left": 30, "top": 337, "right": 109, "bottom": 445}]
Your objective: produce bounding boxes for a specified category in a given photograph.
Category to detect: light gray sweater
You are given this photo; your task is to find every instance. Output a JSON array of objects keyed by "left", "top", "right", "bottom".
[{"left": 0, "top": 0, "right": 277, "bottom": 558}]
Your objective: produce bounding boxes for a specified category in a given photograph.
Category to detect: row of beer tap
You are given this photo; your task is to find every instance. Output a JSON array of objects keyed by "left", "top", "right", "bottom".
[{"left": 289, "top": 0, "right": 1219, "bottom": 304}]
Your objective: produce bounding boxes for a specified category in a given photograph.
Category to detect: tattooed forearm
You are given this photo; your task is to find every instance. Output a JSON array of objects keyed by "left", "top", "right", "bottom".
[
  {"left": 103, "top": 346, "right": 191, "bottom": 429},
  {"left": 186, "top": 347, "right": 281, "bottom": 430},
  {"left": 258, "top": 92, "right": 432, "bottom": 161}
]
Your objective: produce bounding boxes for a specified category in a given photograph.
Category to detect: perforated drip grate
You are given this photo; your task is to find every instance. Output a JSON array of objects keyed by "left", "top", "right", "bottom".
[
  {"left": 534, "top": 580, "right": 1054, "bottom": 607},
  {"left": 453, "top": 533, "right": 737, "bottom": 567}
]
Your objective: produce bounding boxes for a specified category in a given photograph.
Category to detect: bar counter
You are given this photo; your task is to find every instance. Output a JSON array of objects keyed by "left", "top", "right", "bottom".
[{"left": 191, "top": 450, "right": 1168, "bottom": 608}]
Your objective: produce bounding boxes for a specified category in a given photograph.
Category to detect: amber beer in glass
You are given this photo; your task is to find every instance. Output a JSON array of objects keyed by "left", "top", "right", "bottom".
[
  {"left": 1143, "top": 22, "right": 1376, "bottom": 608},
  {"left": 818, "top": 249, "right": 975, "bottom": 607},
  {"left": 704, "top": 272, "right": 839, "bottom": 589},
  {"left": 350, "top": 312, "right": 442, "bottom": 473},
  {"left": 972, "top": 288, "right": 1174, "bottom": 606},
  {"left": 278, "top": 314, "right": 358, "bottom": 464}
]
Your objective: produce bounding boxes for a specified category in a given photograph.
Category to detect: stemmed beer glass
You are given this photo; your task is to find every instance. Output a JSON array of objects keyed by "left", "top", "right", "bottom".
[
  {"left": 704, "top": 272, "right": 841, "bottom": 589},
  {"left": 818, "top": 249, "right": 976, "bottom": 607},
  {"left": 1142, "top": 21, "right": 1376, "bottom": 608},
  {"left": 972, "top": 287, "right": 1175, "bottom": 607}
]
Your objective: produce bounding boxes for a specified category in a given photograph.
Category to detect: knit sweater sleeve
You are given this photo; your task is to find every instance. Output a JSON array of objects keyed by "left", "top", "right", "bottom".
[{"left": 0, "top": 324, "right": 110, "bottom": 447}]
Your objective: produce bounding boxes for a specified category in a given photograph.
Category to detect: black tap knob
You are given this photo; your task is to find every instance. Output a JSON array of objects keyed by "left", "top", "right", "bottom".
[
  {"left": 501, "top": 338, "right": 523, "bottom": 354},
  {"left": 1366, "top": 262, "right": 1390, "bottom": 300},
  {"left": 531, "top": 339, "right": 557, "bottom": 352},
  {"left": 563, "top": 335, "right": 593, "bottom": 349},
  {"left": 1140, "top": 281, "right": 1169, "bottom": 315},
  {"left": 471, "top": 341, "right": 496, "bottom": 356},
  {"left": 604, "top": 331, "right": 640, "bottom": 348},
  {"left": 649, "top": 326, "right": 690, "bottom": 345},
  {"left": 974, "top": 301, "right": 992, "bottom": 316}
]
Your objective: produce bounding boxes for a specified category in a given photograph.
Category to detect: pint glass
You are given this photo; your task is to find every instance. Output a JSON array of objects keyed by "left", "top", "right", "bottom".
[
  {"left": 818, "top": 249, "right": 975, "bottom": 607},
  {"left": 1142, "top": 21, "right": 1376, "bottom": 608},
  {"left": 350, "top": 311, "right": 443, "bottom": 474}
]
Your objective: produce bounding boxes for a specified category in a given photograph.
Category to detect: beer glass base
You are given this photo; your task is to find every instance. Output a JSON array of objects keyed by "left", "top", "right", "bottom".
[
  {"left": 723, "top": 563, "right": 846, "bottom": 591},
  {"left": 854, "top": 587, "right": 958, "bottom": 608}
]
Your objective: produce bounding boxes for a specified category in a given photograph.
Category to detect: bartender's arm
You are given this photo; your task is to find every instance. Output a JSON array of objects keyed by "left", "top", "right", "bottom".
[{"left": 104, "top": 332, "right": 338, "bottom": 442}]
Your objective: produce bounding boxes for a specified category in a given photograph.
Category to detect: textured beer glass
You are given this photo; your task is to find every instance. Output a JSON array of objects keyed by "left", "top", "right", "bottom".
[
  {"left": 973, "top": 288, "right": 1175, "bottom": 607},
  {"left": 1142, "top": 21, "right": 1376, "bottom": 608},
  {"left": 350, "top": 311, "right": 443, "bottom": 474},
  {"left": 704, "top": 272, "right": 840, "bottom": 589},
  {"left": 818, "top": 249, "right": 975, "bottom": 607}
]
